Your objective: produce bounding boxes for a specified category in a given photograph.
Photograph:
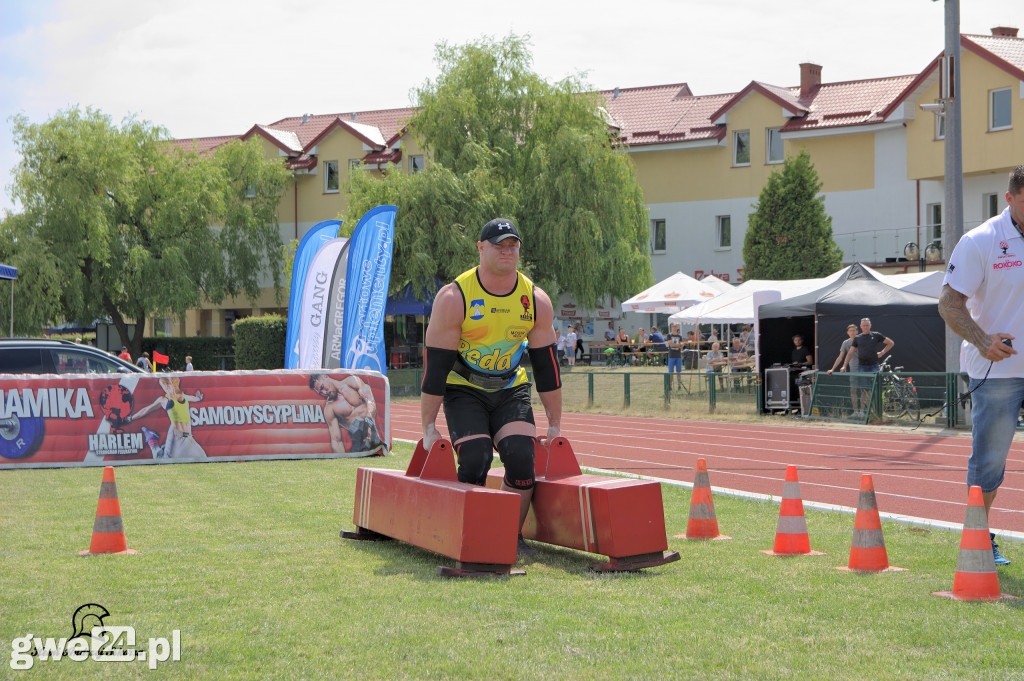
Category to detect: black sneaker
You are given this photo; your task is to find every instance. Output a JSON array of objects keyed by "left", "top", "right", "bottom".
[{"left": 517, "top": 534, "right": 537, "bottom": 558}]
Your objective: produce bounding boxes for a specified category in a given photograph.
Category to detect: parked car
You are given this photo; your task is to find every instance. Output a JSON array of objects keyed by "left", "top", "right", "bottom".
[{"left": 0, "top": 339, "right": 143, "bottom": 374}]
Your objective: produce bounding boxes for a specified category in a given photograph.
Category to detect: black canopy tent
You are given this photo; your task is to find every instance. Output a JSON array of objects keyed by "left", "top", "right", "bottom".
[
  {"left": 1, "top": 263, "right": 15, "bottom": 337},
  {"left": 757, "top": 263, "right": 945, "bottom": 373}
]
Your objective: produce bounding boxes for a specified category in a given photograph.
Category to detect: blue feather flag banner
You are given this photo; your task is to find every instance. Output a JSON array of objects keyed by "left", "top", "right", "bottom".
[
  {"left": 284, "top": 219, "right": 341, "bottom": 369},
  {"left": 340, "top": 206, "right": 396, "bottom": 373}
]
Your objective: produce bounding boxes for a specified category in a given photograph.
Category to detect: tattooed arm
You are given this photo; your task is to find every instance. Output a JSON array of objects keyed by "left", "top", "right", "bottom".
[{"left": 938, "top": 284, "right": 1016, "bottom": 361}]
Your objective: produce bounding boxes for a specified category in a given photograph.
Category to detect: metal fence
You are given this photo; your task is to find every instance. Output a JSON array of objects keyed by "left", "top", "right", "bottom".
[{"left": 387, "top": 367, "right": 972, "bottom": 429}]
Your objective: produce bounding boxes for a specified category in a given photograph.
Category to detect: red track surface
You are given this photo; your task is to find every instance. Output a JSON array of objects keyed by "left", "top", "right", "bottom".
[{"left": 389, "top": 403, "right": 1024, "bottom": 536}]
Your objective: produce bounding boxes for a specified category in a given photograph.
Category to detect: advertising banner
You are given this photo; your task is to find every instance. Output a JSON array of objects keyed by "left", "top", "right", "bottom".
[
  {"left": 321, "top": 237, "right": 351, "bottom": 369},
  {"left": 285, "top": 219, "right": 342, "bottom": 369},
  {"left": 0, "top": 369, "right": 389, "bottom": 469},
  {"left": 296, "top": 238, "right": 349, "bottom": 369},
  {"left": 339, "top": 205, "right": 396, "bottom": 373}
]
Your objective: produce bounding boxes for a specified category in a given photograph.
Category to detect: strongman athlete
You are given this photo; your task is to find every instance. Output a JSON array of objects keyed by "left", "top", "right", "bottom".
[{"left": 420, "top": 218, "right": 563, "bottom": 557}]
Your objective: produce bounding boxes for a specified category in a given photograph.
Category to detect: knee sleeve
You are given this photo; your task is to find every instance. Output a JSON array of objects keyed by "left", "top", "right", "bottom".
[
  {"left": 455, "top": 438, "right": 494, "bottom": 486},
  {"left": 497, "top": 434, "right": 536, "bottom": 490}
]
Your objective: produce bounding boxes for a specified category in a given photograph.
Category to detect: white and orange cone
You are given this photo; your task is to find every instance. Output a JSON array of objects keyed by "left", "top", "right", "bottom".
[
  {"left": 837, "top": 474, "right": 905, "bottom": 573},
  {"left": 933, "top": 486, "right": 1017, "bottom": 601},
  {"left": 762, "top": 465, "right": 824, "bottom": 556}
]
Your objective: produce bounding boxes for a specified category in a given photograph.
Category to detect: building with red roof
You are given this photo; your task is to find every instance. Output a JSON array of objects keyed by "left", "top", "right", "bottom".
[{"left": 164, "top": 28, "right": 1023, "bottom": 338}]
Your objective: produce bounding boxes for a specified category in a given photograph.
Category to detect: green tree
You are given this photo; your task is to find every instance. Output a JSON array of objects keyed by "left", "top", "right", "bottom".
[
  {"left": 742, "top": 150, "right": 844, "bottom": 279},
  {"left": 2, "top": 107, "right": 289, "bottom": 356},
  {"left": 345, "top": 34, "right": 652, "bottom": 308}
]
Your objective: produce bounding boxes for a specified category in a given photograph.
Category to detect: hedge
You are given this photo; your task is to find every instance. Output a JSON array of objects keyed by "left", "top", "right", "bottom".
[{"left": 233, "top": 314, "right": 287, "bottom": 370}]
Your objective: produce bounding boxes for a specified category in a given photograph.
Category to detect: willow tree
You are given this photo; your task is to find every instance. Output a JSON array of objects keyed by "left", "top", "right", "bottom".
[
  {"left": 742, "top": 150, "right": 844, "bottom": 279},
  {"left": 3, "top": 107, "right": 289, "bottom": 355},
  {"left": 346, "top": 34, "right": 652, "bottom": 308}
]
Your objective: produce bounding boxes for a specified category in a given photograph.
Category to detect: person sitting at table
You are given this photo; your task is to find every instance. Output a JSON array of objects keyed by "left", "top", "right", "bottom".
[
  {"left": 616, "top": 327, "right": 632, "bottom": 352},
  {"left": 648, "top": 326, "right": 667, "bottom": 353},
  {"left": 728, "top": 336, "right": 753, "bottom": 387},
  {"left": 705, "top": 341, "right": 728, "bottom": 388},
  {"left": 633, "top": 327, "right": 647, "bottom": 352}
]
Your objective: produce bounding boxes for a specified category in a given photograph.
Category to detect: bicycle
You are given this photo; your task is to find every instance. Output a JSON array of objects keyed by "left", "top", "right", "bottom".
[{"left": 878, "top": 356, "right": 921, "bottom": 421}]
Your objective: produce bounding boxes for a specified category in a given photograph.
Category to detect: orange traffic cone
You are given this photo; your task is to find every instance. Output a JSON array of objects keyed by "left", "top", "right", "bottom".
[
  {"left": 762, "top": 465, "right": 824, "bottom": 556},
  {"left": 837, "top": 474, "right": 905, "bottom": 573},
  {"left": 79, "top": 466, "right": 137, "bottom": 556},
  {"left": 675, "top": 458, "right": 730, "bottom": 540},
  {"left": 933, "top": 486, "right": 1018, "bottom": 601}
]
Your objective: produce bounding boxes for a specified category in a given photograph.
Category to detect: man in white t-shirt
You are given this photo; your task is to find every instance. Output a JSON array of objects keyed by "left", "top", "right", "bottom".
[{"left": 939, "top": 163, "right": 1024, "bottom": 566}]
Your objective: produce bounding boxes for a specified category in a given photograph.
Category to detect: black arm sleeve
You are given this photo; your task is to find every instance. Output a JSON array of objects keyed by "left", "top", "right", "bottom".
[
  {"left": 421, "top": 346, "right": 458, "bottom": 396},
  {"left": 528, "top": 343, "right": 561, "bottom": 393}
]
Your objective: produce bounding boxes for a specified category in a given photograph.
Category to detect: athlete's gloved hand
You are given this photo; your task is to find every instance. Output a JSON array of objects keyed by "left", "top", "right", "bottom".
[{"left": 423, "top": 423, "right": 441, "bottom": 450}]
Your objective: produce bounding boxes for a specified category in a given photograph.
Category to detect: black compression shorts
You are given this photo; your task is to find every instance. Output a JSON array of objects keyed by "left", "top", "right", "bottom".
[{"left": 442, "top": 384, "right": 535, "bottom": 443}]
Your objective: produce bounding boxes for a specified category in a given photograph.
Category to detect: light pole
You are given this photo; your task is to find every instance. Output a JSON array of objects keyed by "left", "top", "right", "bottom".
[{"left": 928, "top": 0, "right": 963, "bottom": 372}]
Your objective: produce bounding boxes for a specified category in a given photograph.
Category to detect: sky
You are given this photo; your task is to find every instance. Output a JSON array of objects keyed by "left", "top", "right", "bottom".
[{"left": 0, "top": 0, "right": 1018, "bottom": 215}]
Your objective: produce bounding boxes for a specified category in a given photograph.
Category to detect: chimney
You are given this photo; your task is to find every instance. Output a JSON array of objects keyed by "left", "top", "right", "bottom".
[
  {"left": 991, "top": 26, "right": 1019, "bottom": 37},
  {"left": 612, "top": 87, "right": 621, "bottom": 99},
  {"left": 301, "top": 113, "right": 310, "bottom": 124},
  {"left": 799, "top": 63, "right": 822, "bottom": 96}
]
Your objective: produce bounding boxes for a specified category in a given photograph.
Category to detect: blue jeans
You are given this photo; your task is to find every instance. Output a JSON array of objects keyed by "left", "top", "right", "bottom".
[
  {"left": 667, "top": 357, "right": 682, "bottom": 373},
  {"left": 968, "top": 377, "right": 1024, "bottom": 493},
  {"left": 854, "top": 364, "right": 878, "bottom": 390}
]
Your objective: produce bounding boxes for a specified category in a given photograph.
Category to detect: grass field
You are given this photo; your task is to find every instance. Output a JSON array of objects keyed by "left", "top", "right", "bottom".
[{"left": 2, "top": 443, "right": 1022, "bottom": 681}]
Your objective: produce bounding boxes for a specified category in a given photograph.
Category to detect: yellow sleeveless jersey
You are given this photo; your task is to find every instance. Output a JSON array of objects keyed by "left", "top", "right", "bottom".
[
  {"left": 448, "top": 267, "right": 535, "bottom": 391},
  {"left": 165, "top": 395, "right": 191, "bottom": 424}
]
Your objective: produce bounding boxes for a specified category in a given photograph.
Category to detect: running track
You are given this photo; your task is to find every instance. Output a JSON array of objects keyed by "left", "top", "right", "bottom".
[{"left": 388, "top": 402, "right": 1024, "bottom": 537}]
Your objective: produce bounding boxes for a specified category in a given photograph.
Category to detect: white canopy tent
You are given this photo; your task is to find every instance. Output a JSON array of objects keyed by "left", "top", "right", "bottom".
[
  {"left": 669, "top": 272, "right": 844, "bottom": 325},
  {"left": 870, "top": 269, "right": 944, "bottom": 298},
  {"left": 621, "top": 271, "right": 725, "bottom": 315},
  {"left": 669, "top": 265, "right": 942, "bottom": 326}
]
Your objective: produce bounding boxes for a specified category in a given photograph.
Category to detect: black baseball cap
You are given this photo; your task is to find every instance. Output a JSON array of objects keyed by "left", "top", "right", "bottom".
[{"left": 480, "top": 218, "right": 522, "bottom": 244}]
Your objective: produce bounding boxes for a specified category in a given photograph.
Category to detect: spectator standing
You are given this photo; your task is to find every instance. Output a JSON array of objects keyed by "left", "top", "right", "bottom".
[
  {"left": 185, "top": 355, "right": 194, "bottom": 372},
  {"left": 666, "top": 323, "right": 685, "bottom": 389},
  {"left": 683, "top": 331, "right": 700, "bottom": 370},
  {"left": 118, "top": 346, "right": 132, "bottom": 363},
  {"left": 842, "top": 318, "right": 894, "bottom": 419},
  {"left": 565, "top": 324, "right": 578, "bottom": 369},
  {"left": 136, "top": 352, "right": 152, "bottom": 372},
  {"left": 827, "top": 324, "right": 862, "bottom": 416},
  {"left": 556, "top": 327, "right": 567, "bottom": 365}
]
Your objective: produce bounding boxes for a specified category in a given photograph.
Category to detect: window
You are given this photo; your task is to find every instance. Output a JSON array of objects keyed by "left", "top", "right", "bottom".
[
  {"left": 766, "top": 128, "right": 783, "bottom": 164},
  {"left": 935, "top": 106, "right": 945, "bottom": 140},
  {"left": 408, "top": 155, "right": 424, "bottom": 175},
  {"left": 245, "top": 183, "right": 256, "bottom": 198},
  {"left": 349, "top": 159, "right": 362, "bottom": 170},
  {"left": 651, "top": 219, "right": 666, "bottom": 253},
  {"left": 926, "top": 203, "right": 942, "bottom": 246},
  {"left": 324, "top": 161, "right": 339, "bottom": 193},
  {"left": 716, "top": 216, "right": 732, "bottom": 249},
  {"left": 983, "top": 193, "right": 1001, "bottom": 219},
  {"left": 733, "top": 131, "right": 750, "bottom": 166},
  {"left": 990, "top": 88, "right": 1011, "bottom": 130}
]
